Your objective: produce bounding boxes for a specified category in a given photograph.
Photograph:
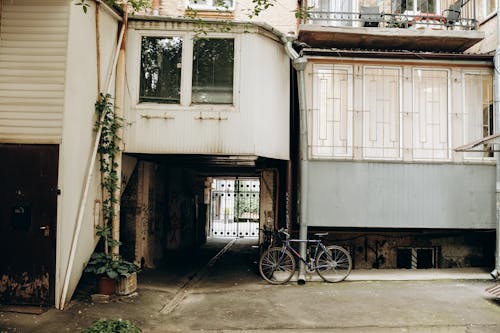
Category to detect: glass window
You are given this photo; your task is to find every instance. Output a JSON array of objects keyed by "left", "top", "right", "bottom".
[
  {"left": 192, "top": 38, "right": 234, "bottom": 104},
  {"left": 363, "top": 67, "right": 402, "bottom": 159},
  {"left": 412, "top": 69, "right": 449, "bottom": 160},
  {"left": 464, "top": 72, "right": 494, "bottom": 159},
  {"left": 139, "top": 37, "right": 183, "bottom": 104},
  {"left": 311, "top": 65, "right": 353, "bottom": 158},
  {"left": 187, "top": 0, "right": 234, "bottom": 10}
]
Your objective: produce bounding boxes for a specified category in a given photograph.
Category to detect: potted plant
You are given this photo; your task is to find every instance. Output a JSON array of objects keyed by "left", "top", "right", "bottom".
[
  {"left": 84, "top": 251, "right": 139, "bottom": 295},
  {"left": 83, "top": 318, "right": 141, "bottom": 333}
]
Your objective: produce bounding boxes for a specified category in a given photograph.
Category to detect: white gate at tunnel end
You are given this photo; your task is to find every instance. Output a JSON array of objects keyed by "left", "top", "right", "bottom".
[{"left": 209, "top": 178, "right": 259, "bottom": 238}]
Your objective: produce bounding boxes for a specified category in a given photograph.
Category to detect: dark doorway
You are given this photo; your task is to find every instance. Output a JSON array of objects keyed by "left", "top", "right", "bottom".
[{"left": 0, "top": 144, "right": 58, "bottom": 306}]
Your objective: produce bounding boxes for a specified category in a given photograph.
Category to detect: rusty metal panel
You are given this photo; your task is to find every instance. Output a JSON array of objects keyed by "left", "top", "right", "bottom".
[
  {"left": 0, "top": 0, "right": 69, "bottom": 143},
  {"left": 307, "top": 161, "right": 495, "bottom": 229}
]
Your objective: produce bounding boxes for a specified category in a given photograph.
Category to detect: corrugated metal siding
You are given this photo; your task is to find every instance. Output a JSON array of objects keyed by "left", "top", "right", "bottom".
[
  {"left": 0, "top": 0, "right": 68, "bottom": 143},
  {"left": 307, "top": 161, "right": 496, "bottom": 229}
]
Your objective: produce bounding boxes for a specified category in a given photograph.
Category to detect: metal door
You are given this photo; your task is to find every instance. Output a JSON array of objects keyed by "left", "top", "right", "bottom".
[
  {"left": 210, "top": 178, "right": 259, "bottom": 238},
  {"left": 0, "top": 144, "right": 58, "bottom": 306}
]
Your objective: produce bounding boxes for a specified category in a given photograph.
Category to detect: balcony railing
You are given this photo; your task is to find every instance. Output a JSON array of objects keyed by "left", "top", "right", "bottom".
[{"left": 304, "top": 0, "right": 477, "bottom": 30}]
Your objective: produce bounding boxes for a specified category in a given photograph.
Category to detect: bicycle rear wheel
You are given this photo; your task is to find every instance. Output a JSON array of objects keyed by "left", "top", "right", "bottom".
[
  {"left": 259, "top": 247, "right": 296, "bottom": 284},
  {"left": 316, "top": 245, "right": 352, "bottom": 283}
]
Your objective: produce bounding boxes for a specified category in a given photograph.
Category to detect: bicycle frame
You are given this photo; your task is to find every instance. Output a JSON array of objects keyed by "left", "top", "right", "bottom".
[{"left": 284, "top": 238, "right": 329, "bottom": 271}]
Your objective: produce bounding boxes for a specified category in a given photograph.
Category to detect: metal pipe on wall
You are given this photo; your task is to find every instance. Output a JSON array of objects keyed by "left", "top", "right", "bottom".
[
  {"left": 283, "top": 34, "right": 308, "bottom": 283},
  {"left": 494, "top": 2, "right": 500, "bottom": 278}
]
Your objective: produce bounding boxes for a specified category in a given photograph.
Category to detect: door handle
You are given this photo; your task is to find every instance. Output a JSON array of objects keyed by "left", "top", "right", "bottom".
[{"left": 40, "top": 226, "right": 50, "bottom": 237}]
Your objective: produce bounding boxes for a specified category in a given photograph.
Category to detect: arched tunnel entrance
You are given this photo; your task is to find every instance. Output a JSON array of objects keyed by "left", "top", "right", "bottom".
[{"left": 119, "top": 154, "right": 289, "bottom": 278}]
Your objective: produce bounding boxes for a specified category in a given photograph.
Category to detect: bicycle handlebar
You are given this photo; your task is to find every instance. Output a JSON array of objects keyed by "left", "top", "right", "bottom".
[{"left": 278, "top": 228, "right": 290, "bottom": 238}]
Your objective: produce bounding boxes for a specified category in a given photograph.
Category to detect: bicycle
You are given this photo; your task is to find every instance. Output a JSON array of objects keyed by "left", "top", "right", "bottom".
[{"left": 258, "top": 228, "right": 352, "bottom": 284}]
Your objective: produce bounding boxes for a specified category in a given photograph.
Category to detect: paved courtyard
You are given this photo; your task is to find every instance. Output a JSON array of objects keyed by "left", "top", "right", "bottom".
[{"left": 1, "top": 238, "right": 500, "bottom": 333}]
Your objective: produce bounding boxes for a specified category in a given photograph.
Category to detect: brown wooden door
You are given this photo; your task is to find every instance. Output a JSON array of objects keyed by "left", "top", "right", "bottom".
[{"left": 0, "top": 144, "right": 58, "bottom": 306}]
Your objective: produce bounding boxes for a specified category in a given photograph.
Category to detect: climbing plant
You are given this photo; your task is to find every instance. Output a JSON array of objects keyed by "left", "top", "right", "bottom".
[{"left": 94, "top": 93, "right": 124, "bottom": 254}]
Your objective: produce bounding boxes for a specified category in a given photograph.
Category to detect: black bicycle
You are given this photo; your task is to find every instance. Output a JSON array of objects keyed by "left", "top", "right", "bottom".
[{"left": 258, "top": 229, "right": 352, "bottom": 284}]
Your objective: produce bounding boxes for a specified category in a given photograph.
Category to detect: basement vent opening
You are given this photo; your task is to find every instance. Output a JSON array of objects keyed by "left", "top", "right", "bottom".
[{"left": 397, "top": 247, "right": 438, "bottom": 269}]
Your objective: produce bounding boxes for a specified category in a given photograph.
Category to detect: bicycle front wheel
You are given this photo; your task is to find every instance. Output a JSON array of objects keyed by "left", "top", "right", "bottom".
[
  {"left": 316, "top": 245, "right": 352, "bottom": 283},
  {"left": 258, "top": 247, "right": 296, "bottom": 284}
]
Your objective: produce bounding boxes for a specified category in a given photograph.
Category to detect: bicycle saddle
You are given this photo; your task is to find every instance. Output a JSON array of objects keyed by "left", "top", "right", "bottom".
[{"left": 314, "top": 232, "right": 328, "bottom": 237}]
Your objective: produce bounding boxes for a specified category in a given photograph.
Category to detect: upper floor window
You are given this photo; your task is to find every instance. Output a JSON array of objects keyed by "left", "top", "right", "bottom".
[
  {"left": 138, "top": 35, "right": 235, "bottom": 107},
  {"left": 192, "top": 38, "right": 234, "bottom": 104},
  {"left": 140, "top": 36, "right": 183, "bottom": 104},
  {"left": 393, "top": 0, "right": 436, "bottom": 13},
  {"left": 187, "top": 0, "right": 234, "bottom": 11},
  {"left": 463, "top": 71, "right": 494, "bottom": 159}
]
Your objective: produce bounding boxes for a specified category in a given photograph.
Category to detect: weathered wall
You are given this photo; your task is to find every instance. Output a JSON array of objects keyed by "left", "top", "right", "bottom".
[
  {"left": 123, "top": 20, "right": 289, "bottom": 160},
  {"left": 133, "top": 161, "right": 166, "bottom": 268},
  {"left": 165, "top": 168, "right": 206, "bottom": 251},
  {"left": 468, "top": 14, "right": 497, "bottom": 54},
  {"left": 56, "top": 2, "right": 119, "bottom": 309},
  {"left": 318, "top": 229, "right": 495, "bottom": 269},
  {"left": 151, "top": 0, "right": 297, "bottom": 34},
  {"left": 260, "top": 170, "right": 277, "bottom": 231}
]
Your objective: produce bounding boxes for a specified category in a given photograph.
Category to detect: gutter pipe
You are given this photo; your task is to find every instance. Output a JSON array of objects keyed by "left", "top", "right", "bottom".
[
  {"left": 59, "top": 20, "right": 126, "bottom": 310},
  {"left": 283, "top": 34, "right": 308, "bottom": 284},
  {"left": 493, "top": 4, "right": 500, "bottom": 279}
]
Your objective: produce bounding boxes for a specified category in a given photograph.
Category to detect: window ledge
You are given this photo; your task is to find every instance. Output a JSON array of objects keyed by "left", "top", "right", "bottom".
[{"left": 134, "top": 103, "right": 235, "bottom": 113}]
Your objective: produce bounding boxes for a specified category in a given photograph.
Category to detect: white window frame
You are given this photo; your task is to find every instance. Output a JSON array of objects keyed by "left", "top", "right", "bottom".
[
  {"left": 362, "top": 65, "right": 403, "bottom": 160},
  {"left": 411, "top": 67, "right": 451, "bottom": 161},
  {"left": 186, "top": 0, "right": 235, "bottom": 11},
  {"left": 311, "top": 64, "right": 354, "bottom": 159},
  {"left": 134, "top": 31, "right": 239, "bottom": 113},
  {"left": 462, "top": 70, "right": 495, "bottom": 161}
]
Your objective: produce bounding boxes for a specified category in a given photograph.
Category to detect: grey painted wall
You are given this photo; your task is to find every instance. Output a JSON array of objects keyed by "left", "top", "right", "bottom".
[{"left": 307, "top": 161, "right": 495, "bottom": 229}]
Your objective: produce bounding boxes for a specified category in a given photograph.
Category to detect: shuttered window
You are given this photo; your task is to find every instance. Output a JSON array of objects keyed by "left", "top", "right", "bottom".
[
  {"left": 363, "top": 66, "right": 402, "bottom": 159},
  {"left": 412, "top": 69, "right": 449, "bottom": 160},
  {"left": 311, "top": 64, "right": 353, "bottom": 158}
]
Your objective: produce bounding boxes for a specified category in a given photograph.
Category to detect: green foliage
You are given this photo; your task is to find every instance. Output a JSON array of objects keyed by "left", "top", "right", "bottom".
[
  {"left": 75, "top": 0, "right": 150, "bottom": 13},
  {"left": 85, "top": 252, "right": 139, "bottom": 279},
  {"left": 85, "top": 93, "right": 138, "bottom": 281},
  {"left": 83, "top": 319, "right": 141, "bottom": 333},
  {"left": 248, "top": 0, "right": 275, "bottom": 19},
  {"left": 95, "top": 93, "right": 124, "bottom": 228}
]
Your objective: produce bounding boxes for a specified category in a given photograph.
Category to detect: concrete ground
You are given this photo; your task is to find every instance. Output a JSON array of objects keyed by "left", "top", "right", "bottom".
[{"left": 1, "top": 238, "right": 500, "bottom": 333}]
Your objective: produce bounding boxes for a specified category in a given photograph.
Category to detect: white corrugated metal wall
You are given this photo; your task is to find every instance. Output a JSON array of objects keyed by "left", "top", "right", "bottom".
[{"left": 0, "top": 0, "right": 69, "bottom": 143}]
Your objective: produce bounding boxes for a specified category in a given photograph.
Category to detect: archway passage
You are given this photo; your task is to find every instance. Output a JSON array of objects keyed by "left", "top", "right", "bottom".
[{"left": 119, "top": 154, "right": 287, "bottom": 272}]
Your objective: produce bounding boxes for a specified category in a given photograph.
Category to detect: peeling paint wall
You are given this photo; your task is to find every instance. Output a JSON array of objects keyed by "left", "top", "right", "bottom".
[
  {"left": 165, "top": 168, "right": 206, "bottom": 251},
  {"left": 316, "top": 230, "right": 495, "bottom": 269}
]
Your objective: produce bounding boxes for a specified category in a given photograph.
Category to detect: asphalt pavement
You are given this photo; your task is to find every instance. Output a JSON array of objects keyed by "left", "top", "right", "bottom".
[{"left": 1, "top": 238, "right": 500, "bottom": 333}]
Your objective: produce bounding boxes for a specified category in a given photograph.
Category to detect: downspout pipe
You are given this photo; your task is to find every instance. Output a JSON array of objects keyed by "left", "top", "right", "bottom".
[
  {"left": 283, "top": 34, "right": 308, "bottom": 284},
  {"left": 493, "top": 3, "right": 500, "bottom": 280}
]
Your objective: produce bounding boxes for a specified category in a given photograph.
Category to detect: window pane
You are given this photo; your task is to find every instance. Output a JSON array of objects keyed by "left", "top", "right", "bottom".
[
  {"left": 363, "top": 67, "right": 401, "bottom": 159},
  {"left": 192, "top": 38, "right": 234, "bottom": 104},
  {"left": 140, "top": 37, "right": 183, "bottom": 104},
  {"left": 412, "top": 69, "right": 448, "bottom": 160}
]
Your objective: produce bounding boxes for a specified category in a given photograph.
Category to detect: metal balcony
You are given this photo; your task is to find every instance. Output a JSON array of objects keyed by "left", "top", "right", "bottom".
[
  {"left": 298, "top": 0, "right": 484, "bottom": 52},
  {"left": 303, "top": 0, "right": 477, "bottom": 31}
]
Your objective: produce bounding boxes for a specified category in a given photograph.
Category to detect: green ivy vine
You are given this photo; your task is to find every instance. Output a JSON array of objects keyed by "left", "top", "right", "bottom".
[{"left": 95, "top": 93, "right": 124, "bottom": 253}]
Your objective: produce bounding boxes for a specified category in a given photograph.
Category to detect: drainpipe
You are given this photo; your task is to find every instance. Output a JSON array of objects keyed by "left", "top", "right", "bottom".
[
  {"left": 283, "top": 34, "right": 308, "bottom": 284},
  {"left": 493, "top": 3, "right": 500, "bottom": 280}
]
